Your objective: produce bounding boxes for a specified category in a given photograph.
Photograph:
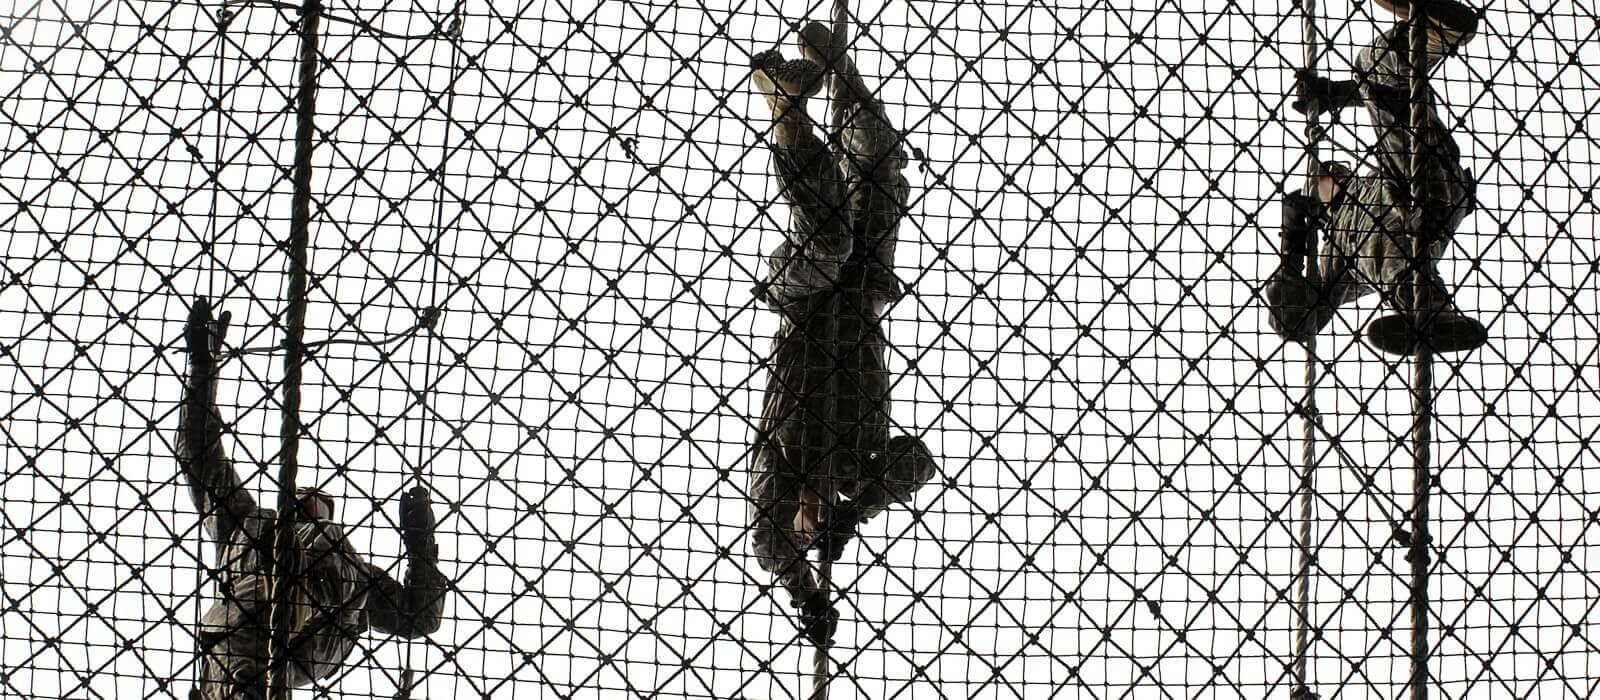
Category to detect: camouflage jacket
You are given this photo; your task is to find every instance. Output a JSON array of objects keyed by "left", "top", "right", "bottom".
[{"left": 179, "top": 365, "right": 444, "bottom": 689}]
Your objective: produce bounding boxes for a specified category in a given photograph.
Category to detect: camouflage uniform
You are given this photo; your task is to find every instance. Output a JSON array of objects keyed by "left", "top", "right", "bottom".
[
  {"left": 178, "top": 308, "right": 445, "bottom": 698},
  {"left": 748, "top": 24, "right": 938, "bottom": 616},
  {"left": 1265, "top": 19, "right": 1477, "bottom": 341}
]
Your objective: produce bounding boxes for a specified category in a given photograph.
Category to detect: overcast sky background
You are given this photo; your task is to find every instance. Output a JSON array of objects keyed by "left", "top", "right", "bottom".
[{"left": 3, "top": 0, "right": 1598, "bottom": 697}]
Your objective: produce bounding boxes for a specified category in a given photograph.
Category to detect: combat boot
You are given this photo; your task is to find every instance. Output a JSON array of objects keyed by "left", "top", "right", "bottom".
[
  {"left": 750, "top": 50, "right": 824, "bottom": 143},
  {"left": 1372, "top": 0, "right": 1480, "bottom": 52},
  {"left": 796, "top": 21, "right": 873, "bottom": 109},
  {"left": 1366, "top": 272, "right": 1487, "bottom": 355}
]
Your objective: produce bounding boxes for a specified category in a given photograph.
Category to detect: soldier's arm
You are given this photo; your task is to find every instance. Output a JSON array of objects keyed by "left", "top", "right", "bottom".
[
  {"left": 364, "top": 488, "right": 446, "bottom": 638},
  {"left": 1277, "top": 192, "right": 1321, "bottom": 276},
  {"left": 176, "top": 299, "right": 258, "bottom": 542},
  {"left": 1292, "top": 71, "right": 1363, "bottom": 117}
]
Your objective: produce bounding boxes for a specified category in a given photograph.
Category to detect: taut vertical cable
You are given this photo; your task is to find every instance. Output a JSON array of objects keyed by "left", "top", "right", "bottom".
[
  {"left": 263, "top": 0, "right": 322, "bottom": 697},
  {"left": 1405, "top": 6, "right": 1435, "bottom": 700},
  {"left": 399, "top": 4, "right": 463, "bottom": 698}
]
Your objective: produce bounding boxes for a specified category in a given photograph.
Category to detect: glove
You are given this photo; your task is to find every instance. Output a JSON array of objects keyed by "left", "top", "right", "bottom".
[
  {"left": 185, "top": 298, "right": 211, "bottom": 357},
  {"left": 398, "top": 487, "right": 439, "bottom": 556},
  {"left": 751, "top": 280, "right": 775, "bottom": 307},
  {"left": 1278, "top": 192, "right": 1320, "bottom": 274},
  {"left": 796, "top": 592, "right": 838, "bottom": 647},
  {"left": 1291, "top": 71, "right": 1357, "bottom": 116},
  {"left": 813, "top": 504, "right": 863, "bottom": 563},
  {"left": 185, "top": 298, "right": 231, "bottom": 358}
]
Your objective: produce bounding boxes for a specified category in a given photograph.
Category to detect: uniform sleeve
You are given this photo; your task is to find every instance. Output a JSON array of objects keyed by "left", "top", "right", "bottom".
[
  {"left": 176, "top": 351, "right": 259, "bottom": 543},
  {"left": 361, "top": 545, "right": 446, "bottom": 639}
]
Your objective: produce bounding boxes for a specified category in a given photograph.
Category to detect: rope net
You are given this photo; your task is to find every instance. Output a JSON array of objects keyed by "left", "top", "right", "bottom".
[{"left": 2, "top": 0, "right": 1597, "bottom": 697}]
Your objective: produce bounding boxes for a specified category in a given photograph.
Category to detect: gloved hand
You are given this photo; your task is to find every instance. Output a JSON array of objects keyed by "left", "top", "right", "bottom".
[
  {"left": 185, "top": 298, "right": 231, "bottom": 361},
  {"left": 813, "top": 504, "right": 863, "bottom": 563},
  {"left": 1279, "top": 192, "right": 1321, "bottom": 274},
  {"left": 1290, "top": 686, "right": 1321, "bottom": 700},
  {"left": 398, "top": 487, "right": 439, "bottom": 557},
  {"left": 1291, "top": 70, "right": 1357, "bottom": 116},
  {"left": 796, "top": 591, "right": 838, "bottom": 647}
]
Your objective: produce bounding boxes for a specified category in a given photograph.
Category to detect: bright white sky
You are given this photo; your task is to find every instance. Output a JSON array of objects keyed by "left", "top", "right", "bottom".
[{"left": 2, "top": 0, "right": 1598, "bottom": 698}]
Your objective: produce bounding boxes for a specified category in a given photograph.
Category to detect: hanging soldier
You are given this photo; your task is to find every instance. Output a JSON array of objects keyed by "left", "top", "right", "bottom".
[
  {"left": 177, "top": 298, "right": 447, "bottom": 698},
  {"left": 745, "top": 21, "right": 939, "bottom": 646},
  {"left": 1265, "top": 0, "right": 1488, "bottom": 355}
]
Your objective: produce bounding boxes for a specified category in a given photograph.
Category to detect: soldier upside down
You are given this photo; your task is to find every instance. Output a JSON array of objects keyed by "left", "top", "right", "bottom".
[
  {"left": 1266, "top": 0, "right": 1487, "bottom": 355},
  {"left": 746, "top": 21, "right": 939, "bottom": 646}
]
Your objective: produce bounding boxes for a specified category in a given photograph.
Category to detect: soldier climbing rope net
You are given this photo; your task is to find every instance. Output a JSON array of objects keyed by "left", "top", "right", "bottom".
[{"left": 2, "top": 0, "right": 1598, "bottom": 698}]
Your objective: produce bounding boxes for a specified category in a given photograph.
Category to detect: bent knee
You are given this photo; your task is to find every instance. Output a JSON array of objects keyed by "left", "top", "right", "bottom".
[
  {"left": 876, "top": 434, "right": 937, "bottom": 501},
  {"left": 750, "top": 529, "right": 807, "bottom": 575}
]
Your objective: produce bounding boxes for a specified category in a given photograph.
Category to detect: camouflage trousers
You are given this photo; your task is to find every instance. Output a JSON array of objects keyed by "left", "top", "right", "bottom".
[
  {"left": 196, "top": 645, "right": 264, "bottom": 700},
  {"left": 759, "top": 63, "right": 909, "bottom": 309},
  {"left": 1266, "top": 22, "right": 1477, "bottom": 337},
  {"left": 750, "top": 64, "right": 935, "bottom": 602},
  {"left": 749, "top": 290, "right": 936, "bottom": 601}
]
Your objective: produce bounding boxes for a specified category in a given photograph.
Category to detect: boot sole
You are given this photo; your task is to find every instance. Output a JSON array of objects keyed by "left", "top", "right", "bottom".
[{"left": 1365, "top": 311, "right": 1488, "bottom": 355}]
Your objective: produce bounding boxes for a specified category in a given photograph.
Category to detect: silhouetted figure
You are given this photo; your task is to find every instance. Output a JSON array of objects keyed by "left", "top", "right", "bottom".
[
  {"left": 1266, "top": 0, "right": 1487, "bottom": 355},
  {"left": 178, "top": 299, "right": 446, "bottom": 698},
  {"left": 746, "top": 22, "right": 938, "bottom": 646}
]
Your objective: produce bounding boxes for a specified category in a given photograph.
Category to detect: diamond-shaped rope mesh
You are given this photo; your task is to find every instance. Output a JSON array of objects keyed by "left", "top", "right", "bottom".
[{"left": 2, "top": 0, "right": 1597, "bottom": 698}]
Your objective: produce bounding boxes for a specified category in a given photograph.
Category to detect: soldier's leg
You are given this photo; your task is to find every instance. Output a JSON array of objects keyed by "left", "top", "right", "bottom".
[
  {"left": 1264, "top": 270, "right": 1337, "bottom": 344},
  {"left": 797, "top": 22, "right": 910, "bottom": 302},
  {"left": 750, "top": 444, "right": 812, "bottom": 579},
  {"left": 816, "top": 325, "right": 935, "bottom": 560},
  {"left": 197, "top": 653, "right": 265, "bottom": 700},
  {"left": 1368, "top": 0, "right": 1479, "bottom": 56},
  {"left": 816, "top": 434, "right": 937, "bottom": 563},
  {"left": 1264, "top": 189, "right": 1345, "bottom": 343},
  {"left": 844, "top": 434, "right": 937, "bottom": 524},
  {"left": 751, "top": 51, "right": 853, "bottom": 306},
  {"left": 748, "top": 443, "right": 837, "bottom": 645},
  {"left": 1355, "top": 4, "right": 1485, "bottom": 353},
  {"left": 1354, "top": 10, "right": 1476, "bottom": 212}
]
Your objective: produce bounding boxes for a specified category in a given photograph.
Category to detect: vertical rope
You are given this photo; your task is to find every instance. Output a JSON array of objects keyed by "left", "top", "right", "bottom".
[
  {"left": 1405, "top": 7, "right": 1435, "bottom": 700},
  {"left": 1290, "top": 0, "right": 1324, "bottom": 695},
  {"left": 809, "top": 541, "right": 832, "bottom": 700},
  {"left": 263, "top": 0, "right": 322, "bottom": 697},
  {"left": 803, "top": 3, "right": 858, "bottom": 698}
]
